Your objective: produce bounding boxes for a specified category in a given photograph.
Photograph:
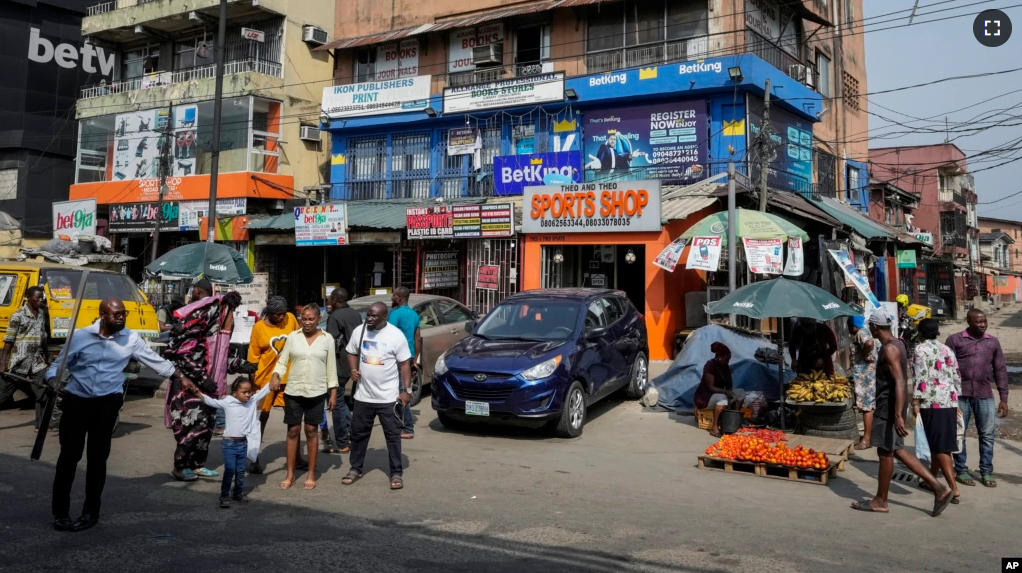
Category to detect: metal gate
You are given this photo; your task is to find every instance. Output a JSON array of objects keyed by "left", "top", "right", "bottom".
[{"left": 465, "top": 238, "right": 518, "bottom": 314}]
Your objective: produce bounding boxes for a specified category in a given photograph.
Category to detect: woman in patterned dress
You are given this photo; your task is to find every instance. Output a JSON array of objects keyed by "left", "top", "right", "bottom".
[
  {"left": 848, "top": 315, "right": 878, "bottom": 450},
  {"left": 912, "top": 318, "right": 962, "bottom": 504}
]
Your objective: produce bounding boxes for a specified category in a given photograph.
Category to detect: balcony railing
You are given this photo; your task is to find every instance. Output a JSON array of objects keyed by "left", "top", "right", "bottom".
[
  {"left": 586, "top": 37, "right": 709, "bottom": 75},
  {"left": 87, "top": 0, "right": 160, "bottom": 16},
  {"left": 746, "top": 31, "right": 818, "bottom": 90},
  {"left": 80, "top": 59, "right": 282, "bottom": 99}
]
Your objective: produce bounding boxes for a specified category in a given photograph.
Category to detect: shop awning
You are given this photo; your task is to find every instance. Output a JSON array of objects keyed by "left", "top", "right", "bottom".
[
  {"left": 767, "top": 192, "right": 842, "bottom": 228},
  {"left": 813, "top": 197, "right": 895, "bottom": 241},
  {"left": 245, "top": 199, "right": 490, "bottom": 231},
  {"left": 660, "top": 187, "right": 719, "bottom": 223}
]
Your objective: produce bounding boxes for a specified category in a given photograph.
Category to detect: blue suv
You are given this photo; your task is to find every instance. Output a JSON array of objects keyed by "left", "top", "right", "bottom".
[{"left": 432, "top": 289, "right": 649, "bottom": 438}]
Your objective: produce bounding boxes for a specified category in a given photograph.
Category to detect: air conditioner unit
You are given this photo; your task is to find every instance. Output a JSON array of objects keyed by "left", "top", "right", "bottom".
[
  {"left": 299, "top": 125, "right": 321, "bottom": 142},
  {"left": 302, "top": 25, "right": 328, "bottom": 46},
  {"left": 789, "top": 64, "right": 811, "bottom": 86},
  {"left": 472, "top": 43, "right": 503, "bottom": 66}
]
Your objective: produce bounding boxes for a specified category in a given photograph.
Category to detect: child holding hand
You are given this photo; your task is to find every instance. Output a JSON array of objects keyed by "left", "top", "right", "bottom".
[{"left": 199, "top": 378, "right": 271, "bottom": 508}]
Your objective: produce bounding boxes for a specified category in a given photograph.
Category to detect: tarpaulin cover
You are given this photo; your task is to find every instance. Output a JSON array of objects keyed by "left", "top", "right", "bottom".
[{"left": 653, "top": 324, "right": 796, "bottom": 413}]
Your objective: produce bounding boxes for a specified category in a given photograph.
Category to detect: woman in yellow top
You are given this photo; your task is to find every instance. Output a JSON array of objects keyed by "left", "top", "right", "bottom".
[{"left": 246, "top": 296, "right": 298, "bottom": 474}]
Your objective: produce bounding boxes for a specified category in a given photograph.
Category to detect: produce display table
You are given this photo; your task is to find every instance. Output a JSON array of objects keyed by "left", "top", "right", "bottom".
[{"left": 696, "top": 430, "right": 854, "bottom": 487}]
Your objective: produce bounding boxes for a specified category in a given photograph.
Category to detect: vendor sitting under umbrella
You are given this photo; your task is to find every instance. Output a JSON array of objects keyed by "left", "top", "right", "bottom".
[
  {"left": 694, "top": 342, "right": 744, "bottom": 437},
  {"left": 789, "top": 318, "right": 838, "bottom": 376}
]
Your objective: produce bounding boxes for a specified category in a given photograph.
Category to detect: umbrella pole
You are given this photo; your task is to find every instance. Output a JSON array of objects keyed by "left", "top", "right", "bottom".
[{"left": 778, "top": 330, "right": 786, "bottom": 432}]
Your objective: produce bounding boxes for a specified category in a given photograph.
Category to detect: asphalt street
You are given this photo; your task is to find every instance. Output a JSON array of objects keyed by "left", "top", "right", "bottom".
[{"left": 1, "top": 376, "right": 1020, "bottom": 573}]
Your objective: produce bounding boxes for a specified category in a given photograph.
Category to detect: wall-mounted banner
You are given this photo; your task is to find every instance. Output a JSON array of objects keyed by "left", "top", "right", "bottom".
[
  {"left": 322, "top": 76, "right": 431, "bottom": 118},
  {"left": 294, "top": 204, "right": 348, "bottom": 246},
  {"left": 448, "top": 23, "right": 504, "bottom": 73},
  {"left": 406, "top": 206, "right": 454, "bottom": 239},
  {"left": 494, "top": 151, "right": 581, "bottom": 195},
  {"left": 653, "top": 237, "right": 689, "bottom": 272},
  {"left": 743, "top": 238, "right": 783, "bottom": 275},
  {"left": 913, "top": 232, "right": 934, "bottom": 246},
  {"left": 748, "top": 97, "right": 813, "bottom": 192},
  {"left": 178, "top": 198, "right": 247, "bottom": 230},
  {"left": 447, "top": 127, "right": 481, "bottom": 155},
  {"left": 783, "top": 237, "right": 803, "bottom": 276},
  {"left": 523, "top": 180, "right": 662, "bottom": 234},
  {"left": 583, "top": 100, "right": 708, "bottom": 182},
  {"left": 423, "top": 252, "right": 460, "bottom": 289},
  {"left": 686, "top": 236, "right": 723, "bottom": 271},
  {"left": 108, "top": 202, "right": 179, "bottom": 233},
  {"left": 52, "top": 199, "right": 97, "bottom": 238},
  {"left": 829, "top": 249, "right": 881, "bottom": 311},
  {"left": 407, "top": 203, "right": 514, "bottom": 239},
  {"left": 112, "top": 109, "right": 167, "bottom": 181},
  {"left": 897, "top": 249, "right": 917, "bottom": 269},
  {"left": 374, "top": 39, "right": 420, "bottom": 80},
  {"left": 476, "top": 265, "right": 501, "bottom": 290},
  {"left": 444, "top": 73, "right": 565, "bottom": 114},
  {"left": 173, "top": 104, "right": 199, "bottom": 177}
]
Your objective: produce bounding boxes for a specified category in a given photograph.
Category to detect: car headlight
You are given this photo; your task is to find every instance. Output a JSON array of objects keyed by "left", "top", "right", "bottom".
[
  {"left": 521, "top": 356, "right": 562, "bottom": 381},
  {"left": 434, "top": 353, "right": 448, "bottom": 376}
]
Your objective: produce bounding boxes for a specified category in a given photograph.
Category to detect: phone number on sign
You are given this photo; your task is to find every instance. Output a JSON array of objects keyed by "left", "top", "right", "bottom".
[{"left": 539, "top": 218, "right": 632, "bottom": 228}]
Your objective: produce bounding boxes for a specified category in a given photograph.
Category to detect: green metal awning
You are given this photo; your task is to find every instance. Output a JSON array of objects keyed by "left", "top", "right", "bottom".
[{"left": 814, "top": 197, "right": 894, "bottom": 241}]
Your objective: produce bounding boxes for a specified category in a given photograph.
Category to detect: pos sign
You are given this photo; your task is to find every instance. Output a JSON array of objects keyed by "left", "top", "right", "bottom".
[{"left": 522, "top": 180, "right": 662, "bottom": 234}]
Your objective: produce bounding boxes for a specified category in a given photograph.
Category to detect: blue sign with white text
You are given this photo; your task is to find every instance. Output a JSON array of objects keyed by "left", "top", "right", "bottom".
[{"left": 494, "top": 151, "right": 582, "bottom": 196}]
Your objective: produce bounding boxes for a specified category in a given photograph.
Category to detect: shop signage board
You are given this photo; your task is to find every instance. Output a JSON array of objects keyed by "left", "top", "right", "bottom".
[
  {"left": 374, "top": 39, "right": 420, "bottom": 80},
  {"left": 232, "top": 272, "right": 268, "bottom": 311},
  {"left": 477, "top": 265, "right": 501, "bottom": 290},
  {"left": 443, "top": 73, "right": 565, "bottom": 114},
  {"left": 294, "top": 204, "right": 348, "bottom": 246},
  {"left": 522, "top": 180, "right": 662, "bottom": 234},
  {"left": 448, "top": 23, "right": 503, "bottom": 73},
  {"left": 406, "top": 203, "right": 514, "bottom": 239},
  {"left": 494, "top": 151, "right": 582, "bottom": 195},
  {"left": 112, "top": 108, "right": 169, "bottom": 181},
  {"left": 108, "top": 202, "right": 179, "bottom": 233},
  {"left": 829, "top": 249, "right": 881, "bottom": 311},
  {"left": 748, "top": 98, "right": 813, "bottom": 192},
  {"left": 52, "top": 199, "right": 97, "bottom": 238},
  {"left": 914, "top": 232, "right": 934, "bottom": 246},
  {"left": 321, "top": 76, "right": 431, "bottom": 118},
  {"left": 653, "top": 237, "right": 688, "bottom": 272},
  {"left": 743, "top": 238, "right": 783, "bottom": 275},
  {"left": 685, "top": 236, "right": 722, "bottom": 272},
  {"left": 423, "top": 251, "right": 460, "bottom": 289},
  {"left": 447, "top": 127, "right": 481, "bottom": 155},
  {"left": 583, "top": 100, "right": 708, "bottom": 182},
  {"left": 172, "top": 104, "right": 199, "bottom": 177},
  {"left": 178, "top": 198, "right": 247, "bottom": 230},
  {"left": 783, "top": 237, "right": 804, "bottom": 276},
  {"left": 897, "top": 249, "right": 917, "bottom": 269}
]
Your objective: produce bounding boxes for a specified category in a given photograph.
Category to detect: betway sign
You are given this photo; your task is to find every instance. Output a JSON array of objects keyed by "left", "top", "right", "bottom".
[{"left": 28, "top": 28, "right": 114, "bottom": 77}]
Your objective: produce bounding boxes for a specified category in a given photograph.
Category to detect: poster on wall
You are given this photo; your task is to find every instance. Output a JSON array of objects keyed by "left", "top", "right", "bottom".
[
  {"left": 407, "top": 204, "right": 514, "bottom": 239},
  {"left": 173, "top": 104, "right": 199, "bottom": 177},
  {"left": 448, "top": 23, "right": 503, "bottom": 73},
  {"left": 374, "top": 39, "right": 420, "bottom": 80},
  {"left": 783, "top": 237, "right": 803, "bottom": 276},
  {"left": 52, "top": 199, "right": 97, "bottom": 239},
  {"left": 294, "top": 204, "right": 348, "bottom": 246},
  {"left": 112, "top": 109, "right": 163, "bottom": 181},
  {"left": 321, "top": 76, "right": 431, "bottom": 118},
  {"left": 447, "top": 127, "right": 481, "bottom": 155},
  {"left": 685, "top": 236, "right": 722, "bottom": 271},
  {"left": 583, "top": 101, "right": 708, "bottom": 181},
  {"left": 178, "top": 199, "right": 247, "bottom": 230},
  {"left": 423, "top": 252, "right": 460, "bottom": 289},
  {"left": 494, "top": 151, "right": 581, "bottom": 195},
  {"left": 477, "top": 265, "right": 500, "bottom": 290},
  {"left": 653, "top": 237, "right": 689, "bottom": 272},
  {"left": 829, "top": 249, "right": 881, "bottom": 312},
  {"left": 108, "top": 202, "right": 179, "bottom": 233},
  {"left": 743, "top": 238, "right": 784, "bottom": 275},
  {"left": 406, "top": 206, "right": 454, "bottom": 239},
  {"left": 748, "top": 96, "right": 813, "bottom": 192}
]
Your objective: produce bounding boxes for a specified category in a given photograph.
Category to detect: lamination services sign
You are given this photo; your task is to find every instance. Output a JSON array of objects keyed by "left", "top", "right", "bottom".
[{"left": 522, "top": 180, "right": 662, "bottom": 234}]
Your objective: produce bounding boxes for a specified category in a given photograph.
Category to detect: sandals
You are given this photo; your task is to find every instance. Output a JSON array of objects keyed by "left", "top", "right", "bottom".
[
  {"left": 981, "top": 474, "right": 997, "bottom": 488},
  {"left": 850, "top": 500, "right": 887, "bottom": 513},
  {"left": 391, "top": 476, "right": 404, "bottom": 490},
  {"left": 932, "top": 490, "right": 953, "bottom": 517},
  {"left": 956, "top": 473, "right": 976, "bottom": 486},
  {"left": 279, "top": 477, "right": 296, "bottom": 490},
  {"left": 341, "top": 472, "right": 363, "bottom": 485},
  {"left": 322, "top": 446, "right": 341, "bottom": 454},
  {"left": 303, "top": 479, "right": 317, "bottom": 490}
]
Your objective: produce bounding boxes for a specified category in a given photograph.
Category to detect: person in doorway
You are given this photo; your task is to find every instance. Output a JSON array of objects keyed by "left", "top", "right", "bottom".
[
  {"left": 847, "top": 315, "right": 878, "bottom": 450},
  {"left": 246, "top": 296, "right": 300, "bottom": 474},
  {"left": 342, "top": 302, "right": 412, "bottom": 490},
  {"left": 945, "top": 309, "right": 1009, "bottom": 488},
  {"left": 789, "top": 318, "right": 838, "bottom": 376},
  {"left": 693, "top": 342, "right": 742, "bottom": 438},
  {"left": 913, "top": 319, "right": 962, "bottom": 505},
  {"left": 389, "top": 287, "right": 421, "bottom": 439},
  {"left": 270, "top": 304, "right": 337, "bottom": 491},
  {"left": 850, "top": 313, "right": 953, "bottom": 516},
  {"left": 0, "top": 286, "right": 50, "bottom": 431},
  {"left": 324, "top": 288, "right": 361, "bottom": 453},
  {"left": 164, "top": 279, "right": 240, "bottom": 482},
  {"left": 49, "top": 298, "right": 193, "bottom": 532}
]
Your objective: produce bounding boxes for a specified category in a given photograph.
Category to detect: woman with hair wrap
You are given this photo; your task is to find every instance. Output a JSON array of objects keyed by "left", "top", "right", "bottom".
[
  {"left": 694, "top": 342, "right": 740, "bottom": 437},
  {"left": 164, "top": 282, "right": 241, "bottom": 482}
]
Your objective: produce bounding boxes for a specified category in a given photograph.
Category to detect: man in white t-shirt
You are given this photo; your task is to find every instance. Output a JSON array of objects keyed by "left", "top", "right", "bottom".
[{"left": 342, "top": 302, "right": 412, "bottom": 490}]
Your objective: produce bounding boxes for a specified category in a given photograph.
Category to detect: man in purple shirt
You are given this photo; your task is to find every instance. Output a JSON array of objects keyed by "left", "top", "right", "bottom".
[{"left": 944, "top": 309, "right": 1010, "bottom": 488}]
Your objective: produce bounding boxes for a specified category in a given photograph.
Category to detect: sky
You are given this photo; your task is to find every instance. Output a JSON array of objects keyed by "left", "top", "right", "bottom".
[{"left": 863, "top": 1, "right": 1022, "bottom": 219}]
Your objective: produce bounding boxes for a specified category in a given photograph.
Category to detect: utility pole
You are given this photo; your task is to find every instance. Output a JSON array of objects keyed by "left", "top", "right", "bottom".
[
  {"left": 151, "top": 101, "right": 173, "bottom": 262},
  {"left": 206, "top": 0, "right": 228, "bottom": 243},
  {"left": 727, "top": 159, "right": 737, "bottom": 292},
  {"left": 759, "top": 78, "right": 771, "bottom": 212}
]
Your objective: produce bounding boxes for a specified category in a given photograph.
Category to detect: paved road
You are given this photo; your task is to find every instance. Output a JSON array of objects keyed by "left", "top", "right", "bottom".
[{"left": 1, "top": 381, "right": 1020, "bottom": 572}]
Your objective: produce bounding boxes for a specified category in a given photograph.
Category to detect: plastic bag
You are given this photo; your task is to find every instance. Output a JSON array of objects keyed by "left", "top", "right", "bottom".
[
  {"left": 744, "top": 391, "right": 768, "bottom": 419},
  {"left": 915, "top": 416, "right": 931, "bottom": 464}
]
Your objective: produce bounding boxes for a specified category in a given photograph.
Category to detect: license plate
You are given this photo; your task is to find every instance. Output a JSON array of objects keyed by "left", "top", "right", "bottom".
[{"left": 465, "top": 400, "right": 490, "bottom": 416}]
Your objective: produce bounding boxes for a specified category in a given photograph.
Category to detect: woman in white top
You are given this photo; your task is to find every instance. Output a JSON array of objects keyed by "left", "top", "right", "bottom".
[{"left": 271, "top": 304, "right": 337, "bottom": 490}]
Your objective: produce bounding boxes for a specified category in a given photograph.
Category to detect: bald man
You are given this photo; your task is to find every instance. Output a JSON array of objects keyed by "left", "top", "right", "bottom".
[{"left": 46, "top": 298, "right": 194, "bottom": 532}]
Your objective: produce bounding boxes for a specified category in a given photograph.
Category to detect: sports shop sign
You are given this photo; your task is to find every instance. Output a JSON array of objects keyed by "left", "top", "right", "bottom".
[{"left": 522, "top": 180, "right": 662, "bottom": 234}]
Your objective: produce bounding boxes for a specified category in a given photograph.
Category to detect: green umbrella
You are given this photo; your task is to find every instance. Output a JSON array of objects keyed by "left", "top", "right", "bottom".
[
  {"left": 680, "top": 208, "right": 808, "bottom": 245},
  {"left": 146, "top": 242, "right": 253, "bottom": 284}
]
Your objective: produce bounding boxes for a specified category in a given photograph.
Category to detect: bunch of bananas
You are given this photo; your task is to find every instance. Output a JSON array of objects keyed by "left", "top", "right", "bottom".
[{"left": 786, "top": 370, "right": 852, "bottom": 403}]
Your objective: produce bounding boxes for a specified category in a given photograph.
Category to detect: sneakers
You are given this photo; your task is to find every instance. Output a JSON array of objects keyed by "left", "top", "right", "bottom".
[
  {"left": 172, "top": 468, "right": 198, "bottom": 482},
  {"left": 219, "top": 496, "right": 231, "bottom": 509},
  {"left": 232, "top": 492, "right": 249, "bottom": 503}
]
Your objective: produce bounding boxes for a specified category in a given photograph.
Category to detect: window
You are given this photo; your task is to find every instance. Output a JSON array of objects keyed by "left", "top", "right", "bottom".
[
  {"left": 842, "top": 71, "right": 860, "bottom": 113},
  {"left": 174, "top": 36, "right": 215, "bottom": 70},
  {"left": 626, "top": 1, "right": 664, "bottom": 46},
  {"left": 586, "top": 0, "right": 708, "bottom": 72},
  {"left": 815, "top": 148, "right": 837, "bottom": 198},
  {"left": 391, "top": 133, "right": 430, "bottom": 199},
  {"left": 816, "top": 51, "right": 831, "bottom": 97},
  {"left": 122, "top": 45, "right": 160, "bottom": 80},
  {"left": 0, "top": 168, "right": 18, "bottom": 201},
  {"left": 587, "top": 1, "right": 625, "bottom": 52},
  {"left": 0, "top": 274, "right": 16, "bottom": 307},
  {"left": 415, "top": 303, "right": 441, "bottom": 328},
  {"left": 585, "top": 300, "right": 608, "bottom": 330},
  {"left": 667, "top": 2, "right": 708, "bottom": 40},
  {"left": 515, "top": 24, "right": 550, "bottom": 75},
  {"left": 884, "top": 207, "right": 893, "bottom": 225},
  {"left": 846, "top": 166, "right": 860, "bottom": 202},
  {"left": 41, "top": 270, "right": 143, "bottom": 303},
  {"left": 599, "top": 296, "right": 622, "bottom": 325},
  {"left": 437, "top": 300, "right": 474, "bottom": 324},
  {"left": 355, "top": 48, "right": 376, "bottom": 83}
]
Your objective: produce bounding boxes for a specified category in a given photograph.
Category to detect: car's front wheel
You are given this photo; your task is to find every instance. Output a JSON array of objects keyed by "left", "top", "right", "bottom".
[
  {"left": 625, "top": 352, "right": 649, "bottom": 399},
  {"left": 554, "top": 381, "right": 587, "bottom": 438},
  {"left": 408, "top": 369, "right": 423, "bottom": 407}
]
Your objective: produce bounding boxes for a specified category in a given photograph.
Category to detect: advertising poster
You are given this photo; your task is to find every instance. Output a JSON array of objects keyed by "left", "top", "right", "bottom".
[
  {"left": 743, "top": 238, "right": 784, "bottom": 275},
  {"left": 444, "top": 73, "right": 565, "bottom": 114},
  {"left": 523, "top": 181, "right": 662, "bottom": 234},
  {"left": 748, "top": 96, "right": 813, "bottom": 192},
  {"left": 52, "top": 199, "right": 97, "bottom": 238},
  {"left": 583, "top": 100, "right": 708, "bottom": 181},
  {"left": 113, "top": 109, "right": 162, "bottom": 181},
  {"left": 294, "top": 204, "right": 348, "bottom": 246},
  {"left": 685, "top": 236, "right": 723, "bottom": 272},
  {"left": 447, "top": 127, "right": 481, "bottom": 155},
  {"left": 783, "top": 237, "right": 804, "bottom": 276},
  {"left": 653, "top": 237, "right": 688, "bottom": 272},
  {"left": 897, "top": 249, "right": 917, "bottom": 269},
  {"left": 477, "top": 265, "right": 500, "bottom": 290},
  {"left": 828, "top": 249, "right": 881, "bottom": 311},
  {"left": 108, "top": 202, "right": 179, "bottom": 233},
  {"left": 406, "top": 205, "right": 454, "bottom": 239},
  {"left": 322, "top": 76, "right": 431, "bottom": 118},
  {"left": 448, "top": 23, "right": 503, "bottom": 73},
  {"left": 494, "top": 151, "right": 582, "bottom": 195},
  {"left": 373, "top": 39, "right": 420, "bottom": 80},
  {"left": 173, "top": 104, "right": 198, "bottom": 177},
  {"left": 407, "top": 204, "right": 514, "bottom": 239},
  {"left": 423, "top": 252, "right": 460, "bottom": 289},
  {"left": 178, "top": 198, "right": 247, "bottom": 230}
]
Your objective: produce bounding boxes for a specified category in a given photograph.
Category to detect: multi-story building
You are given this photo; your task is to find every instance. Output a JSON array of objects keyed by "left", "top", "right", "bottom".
[
  {"left": 870, "top": 143, "right": 980, "bottom": 316},
  {"left": 66, "top": 0, "right": 334, "bottom": 276},
  {"left": 979, "top": 216, "right": 1022, "bottom": 274}
]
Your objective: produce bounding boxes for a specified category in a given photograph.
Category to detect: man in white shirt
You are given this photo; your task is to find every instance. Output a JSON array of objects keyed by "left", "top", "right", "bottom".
[{"left": 342, "top": 302, "right": 412, "bottom": 490}]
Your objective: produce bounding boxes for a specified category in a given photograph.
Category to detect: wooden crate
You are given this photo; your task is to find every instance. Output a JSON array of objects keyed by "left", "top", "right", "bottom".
[
  {"left": 758, "top": 462, "right": 835, "bottom": 486},
  {"left": 696, "top": 408, "right": 755, "bottom": 431},
  {"left": 696, "top": 455, "right": 761, "bottom": 476},
  {"left": 785, "top": 436, "right": 854, "bottom": 472}
]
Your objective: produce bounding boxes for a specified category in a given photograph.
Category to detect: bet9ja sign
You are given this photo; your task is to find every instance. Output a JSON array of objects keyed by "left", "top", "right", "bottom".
[{"left": 52, "top": 199, "right": 97, "bottom": 238}]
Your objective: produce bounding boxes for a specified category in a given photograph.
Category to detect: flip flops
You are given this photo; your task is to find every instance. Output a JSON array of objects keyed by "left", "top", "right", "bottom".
[
  {"left": 194, "top": 468, "right": 219, "bottom": 478},
  {"left": 981, "top": 473, "right": 997, "bottom": 488},
  {"left": 956, "top": 473, "right": 976, "bottom": 486},
  {"left": 850, "top": 500, "right": 887, "bottom": 513},
  {"left": 932, "top": 490, "right": 953, "bottom": 517}
]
